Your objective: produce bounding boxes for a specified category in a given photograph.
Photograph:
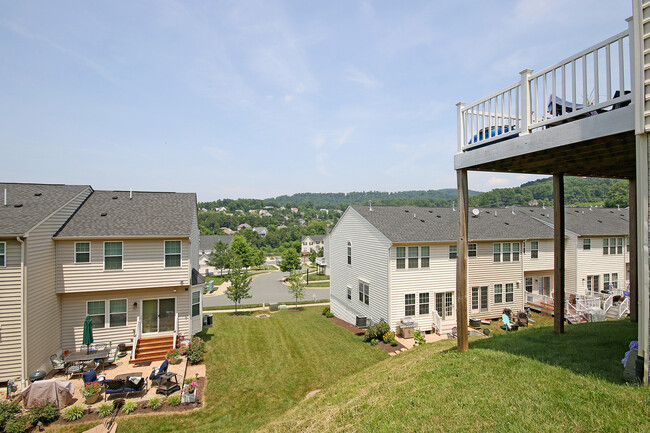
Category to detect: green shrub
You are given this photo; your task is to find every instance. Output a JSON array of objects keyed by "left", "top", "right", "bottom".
[
  {"left": 167, "top": 395, "right": 181, "bottom": 406},
  {"left": 321, "top": 306, "right": 330, "bottom": 316},
  {"left": 186, "top": 336, "right": 206, "bottom": 364},
  {"left": 382, "top": 331, "right": 395, "bottom": 343},
  {"left": 4, "top": 415, "right": 29, "bottom": 433},
  {"left": 0, "top": 400, "right": 21, "bottom": 428},
  {"left": 96, "top": 402, "right": 114, "bottom": 418},
  {"left": 148, "top": 397, "right": 163, "bottom": 410},
  {"left": 62, "top": 405, "right": 85, "bottom": 422},
  {"left": 370, "top": 338, "right": 379, "bottom": 346},
  {"left": 28, "top": 401, "right": 59, "bottom": 425},
  {"left": 363, "top": 324, "right": 381, "bottom": 342},
  {"left": 376, "top": 319, "right": 390, "bottom": 337},
  {"left": 121, "top": 400, "right": 137, "bottom": 414},
  {"left": 413, "top": 329, "right": 426, "bottom": 346},
  {"left": 390, "top": 339, "right": 399, "bottom": 347}
]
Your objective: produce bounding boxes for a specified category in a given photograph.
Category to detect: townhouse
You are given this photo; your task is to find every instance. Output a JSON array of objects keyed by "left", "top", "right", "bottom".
[
  {"left": 0, "top": 183, "right": 204, "bottom": 384},
  {"left": 301, "top": 234, "right": 325, "bottom": 255}
]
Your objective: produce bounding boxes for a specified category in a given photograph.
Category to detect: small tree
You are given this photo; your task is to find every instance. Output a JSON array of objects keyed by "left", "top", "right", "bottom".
[
  {"left": 286, "top": 270, "right": 306, "bottom": 309},
  {"left": 252, "top": 249, "right": 266, "bottom": 269},
  {"left": 279, "top": 248, "right": 301, "bottom": 272},
  {"left": 230, "top": 235, "right": 253, "bottom": 268},
  {"left": 226, "top": 259, "right": 252, "bottom": 314},
  {"left": 308, "top": 246, "right": 323, "bottom": 264},
  {"left": 207, "top": 240, "right": 231, "bottom": 275}
]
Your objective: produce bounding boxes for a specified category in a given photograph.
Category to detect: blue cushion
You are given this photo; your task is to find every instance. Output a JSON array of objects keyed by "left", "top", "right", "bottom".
[
  {"left": 160, "top": 360, "right": 168, "bottom": 373},
  {"left": 83, "top": 369, "right": 97, "bottom": 384}
]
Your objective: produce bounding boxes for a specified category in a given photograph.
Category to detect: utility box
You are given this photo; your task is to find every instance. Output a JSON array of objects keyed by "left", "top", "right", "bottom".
[{"left": 269, "top": 303, "right": 278, "bottom": 311}]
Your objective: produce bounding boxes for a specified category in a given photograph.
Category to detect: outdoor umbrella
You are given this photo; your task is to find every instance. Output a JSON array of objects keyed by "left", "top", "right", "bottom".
[{"left": 83, "top": 315, "right": 94, "bottom": 353}]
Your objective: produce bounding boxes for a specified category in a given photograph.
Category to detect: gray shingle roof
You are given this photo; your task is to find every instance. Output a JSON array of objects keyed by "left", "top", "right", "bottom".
[
  {"left": 522, "top": 206, "right": 629, "bottom": 236},
  {"left": 0, "top": 183, "right": 91, "bottom": 236},
  {"left": 192, "top": 268, "right": 206, "bottom": 285},
  {"left": 302, "top": 234, "right": 326, "bottom": 242},
  {"left": 56, "top": 190, "right": 197, "bottom": 238},
  {"left": 349, "top": 205, "right": 555, "bottom": 243},
  {"left": 200, "top": 234, "right": 234, "bottom": 250}
]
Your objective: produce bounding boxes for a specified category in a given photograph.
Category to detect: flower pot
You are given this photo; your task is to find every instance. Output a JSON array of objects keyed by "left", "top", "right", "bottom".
[
  {"left": 84, "top": 393, "right": 101, "bottom": 404},
  {"left": 168, "top": 356, "right": 182, "bottom": 365},
  {"left": 181, "top": 390, "right": 196, "bottom": 403}
]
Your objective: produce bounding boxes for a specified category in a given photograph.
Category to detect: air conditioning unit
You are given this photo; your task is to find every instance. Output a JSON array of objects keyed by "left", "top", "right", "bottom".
[{"left": 355, "top": 315, "right": 368, "bottom": 328}]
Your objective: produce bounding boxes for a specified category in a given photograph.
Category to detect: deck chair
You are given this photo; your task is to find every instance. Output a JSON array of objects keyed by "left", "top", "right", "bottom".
[
  {"left": 516, "top": 311, "right": 529, "bottom": 327},
  {"left": 447, "top": 326, "right": 458, "bottom": 339},
  {"left": 149, "top": 359, "right": 169, "bottom": 385},
  {"left": 50, "top": 354, "right": 66, "bottom": 375},
  {"left": 501, "top": 314, "right": 518, "bottom": 331}
]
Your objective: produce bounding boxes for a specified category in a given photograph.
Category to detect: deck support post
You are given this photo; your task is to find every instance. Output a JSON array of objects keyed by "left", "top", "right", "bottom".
[
  {"left": 456, "top": 169, "right": 469, "bottom": 351},
  {"left": 630, "top": 177, "right": 638, "bottom": 322},
  {"left": 553, "top": 173, "right": 565, "bottom": 334}
]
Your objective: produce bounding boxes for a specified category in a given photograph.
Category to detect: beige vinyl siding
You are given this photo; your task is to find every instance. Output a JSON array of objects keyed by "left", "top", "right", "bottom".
[
  {"left": 25, "top": 187, "right": 92, "bottom": 376},
  {"left": 329, "top": 208, "right": 391, "bottom": 328},
  {"left": 565, "top": 235, "right": 578, "bottom": 295},
  {"left": 0, "top": 240, "right": 23, "bottom": 381},
  {"left": 523, "top": 239, "right": 554, "bottom": 271},
  {"left": 575, "top": 236, "right": 628, "bottom": 295},
  {"left": 467, "top": 241, "right": 525, "bottom": 319},
  {"left": 61, "top": 286, "right": 191, "bottom": 350},
  {"left": 56, "top": 239, "right": 190, "bottom": 293},
  {"left": 389, "top": 243, "right": 456, "bottom": 332}
]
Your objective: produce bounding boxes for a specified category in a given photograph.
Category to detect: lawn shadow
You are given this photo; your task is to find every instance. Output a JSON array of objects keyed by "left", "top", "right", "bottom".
[{"left": 468, "top": 318, "right": 637, "bottom": 384}]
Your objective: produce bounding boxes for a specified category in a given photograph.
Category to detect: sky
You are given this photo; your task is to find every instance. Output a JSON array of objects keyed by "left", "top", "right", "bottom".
[{"left": 0, "top": 0, "right": 632, "bottom": 201}]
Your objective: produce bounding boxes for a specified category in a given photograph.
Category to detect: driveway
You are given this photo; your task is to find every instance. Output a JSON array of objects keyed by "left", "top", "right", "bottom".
[{"left": 202, "top": 269, "right": 330, "bottom": 307}]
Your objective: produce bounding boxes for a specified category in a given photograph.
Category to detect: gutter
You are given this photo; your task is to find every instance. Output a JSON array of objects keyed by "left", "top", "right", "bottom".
[{"left": 17, "top": 236, "right": 26, "bottom": 387}]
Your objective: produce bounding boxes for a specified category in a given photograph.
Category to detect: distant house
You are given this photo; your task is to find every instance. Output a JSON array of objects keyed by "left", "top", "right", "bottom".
[
  {"left": 319, "top": 209, "right": 329, "bottom": 214},
  {"left": 215, "top": 206, "right": 227, "bottom": 212},
  {"left": 277, "top": 225, "right": 288, "bottom": 230},
  {"left": 259, "top": 210, "right": 272, "bottom": 217},
  {"left": 238, "top": 223, "right": 252, "bottom": 231},
  {"left": 253, "top": 227, "right": 268, "bottom": 237},
  {"left": 199, "top": 234, "right": 234, "bottom": 275},
  {"left": 221, "top": 227, "right": 235, "bottom": 235},
  {"left": 302, "top": 234, "right": 325, "bottom": 255},
  {"left": 290, "top": 208, "right": 298, "bottom": 214},
  {"left": 248, "top": 209, "right": 257, "bottom": 214},
  {"left": 528, "top": 199, "right": 539, "bottom": 206}
]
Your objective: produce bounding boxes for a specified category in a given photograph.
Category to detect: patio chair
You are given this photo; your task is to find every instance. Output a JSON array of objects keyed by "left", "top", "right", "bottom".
[
  {"left": 149, "top": 359, "right": 169, "bottom": 386},
  {"left": 103, "top": 347, "right": 118, "bottom": 367},
  {"left": 83, "top": 369, "right": 106, "bottom": 386},
  {"left": 516, "top": 311, "right": 529, "bottom": 327},
  {"left": 50, "top": 354, "right": 66, "bottom": 375},
  {"left": 66, "top": 362, "right": 85, "bottom": 380},
  {"left": 501, "top": 314, "right": 518, "bottom": 331},
  {"left": 447, "top": 326, "right": 458, "bottom": 339}
]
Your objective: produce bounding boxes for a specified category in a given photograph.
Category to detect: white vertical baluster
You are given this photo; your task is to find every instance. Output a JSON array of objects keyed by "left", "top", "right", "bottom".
[
  {"left": 571, "top": 59, "right": 577, "bottom": 111},
  {"left": 594, "top": 48, "right": 600, "bottom": 104},
  {"left": 606, "top": 42, "right": 612, "bottom": 101},
  {"left": 618, "top": 37, "right": 625, "bottom": 94},
  {"left": 582, "top": 54, "right": 588, "bottom": 105}
]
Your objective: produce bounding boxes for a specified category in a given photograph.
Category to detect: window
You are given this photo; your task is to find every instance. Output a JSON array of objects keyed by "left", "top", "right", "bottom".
[
  {"left": 617, "top": 238, "right": 623, "bottom": 254},
  {"left": 512, "top": 243, "right": 520, "bottom": 261},
  {"left": 347, "top": 286, "right": 351, "bottom": 300},
  {"left": 506, "top": 283, "right": 514, "bottom": 302},
  {"left": 358, "top": 281, "right": 369, "bottom": 305},
  {"left": 480, "top": 286, "right": 488, "bottom": 311},
  {"left": 494, "top": 284, "right": 503, "bottom": 304},
  {"left": 468, "top": 243, "right": 477, "bottom": 257},
  {"left": 583, "top": 239, "right": 591, "bottom": 250},
  {"left": 405, "top": 294, "right": 416, "bottom": 316},
  {"left": 502, "top": 243, "right": 511, "bottom": 262},
  {"left": 396, "top": 247, "right": 406, "bottom": 269},
  {"left": 347, "top": 242, "right": 352, "bottom": 265},
  {"left": 0, "top": 242, "right": 5, "bottom": 267},
  {"left": 104, "top": 242, "right": 123, "bottom": 270},
  {"left": 531, "top": 241, "right": 539, "bottom": 259},
  {"left": 603, "top": 238, "right": 609, "bottom": 255},
  {"left": 586, "top": 275, "right": 599, "bottom": 294},
  {"left": 191, "top": 291, "right": 201, "bottom": 317},
  {"left": 87, "top": 301, "right": 106, "bottom": 328},
  {"left": 445, "top": 292, "right": 453, "bottom": 317},
  {"left": 419, "top": 293, "right": 429, "bottom": 315},
  {"left": 610, "top": 238, "right": 617, "bottom": 255},
  {"left": 109, "top": 299, "right": 127, "bottom": 327},
  {"left": 493, "top": 243, "right": 501, "bottom": 262},
  {"left": 612, "top": 273, "right": 618, "bottom": 290},
  {"left": 420, "top": 246, "right": 430, "bottom": 268},
  {"left": 603, "top": 274, "right": 610, "bottom": 292},
  {"left": 165, "top": 241, "right": 181, "bottom": 268},
  {"left": 435, "top": 293, "right": 444, "bottom": 318},
  {"left": 525, "top": 277, "right": 533, "bottom": 293},
  {"left": 471, "top": 287, "right": 479, "bottom": 310},
  {"left": 408, "top": 247, "right": 419, "bottom": 268},
  {"left": 627, "top": 237, "right": 630, "bottom": 252},
  {"left": 75, "top": 242, "right": 90, "bottom": 263},
  {"left": 449, "top": 245, "right": 458, "bottom": 259},
  {"left": 303, "top": 242, "right": 307, "bottom": 245}
]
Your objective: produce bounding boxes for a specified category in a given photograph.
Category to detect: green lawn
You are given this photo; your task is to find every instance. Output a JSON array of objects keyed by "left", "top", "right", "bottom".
[
  {"left": 53, "top": 307, "right": 386, "bottom": 433},
  {"left": 261, "top": 317, "right": 650, "bottom": 432}
]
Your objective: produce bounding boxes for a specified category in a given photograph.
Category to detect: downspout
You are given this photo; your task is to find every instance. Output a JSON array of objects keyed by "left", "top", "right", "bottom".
[{"left": 17, "top": 236, "right": 26, "bottom": 387}]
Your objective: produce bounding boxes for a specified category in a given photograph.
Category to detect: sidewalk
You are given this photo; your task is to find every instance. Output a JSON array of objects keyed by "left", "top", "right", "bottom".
[{"left": 203, "top": 302, "right": 330, "bottom": 314}]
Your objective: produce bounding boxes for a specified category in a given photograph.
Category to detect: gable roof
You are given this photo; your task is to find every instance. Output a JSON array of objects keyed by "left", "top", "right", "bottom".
[
  {"left": 349, "top": 205, "right": 555, "bottom": 243},
  {"left": 0, "top": 182, "right": 91, "bottom": 237},
  {"left": 55, "top": 190, "right": 197, "bottom": 238},
  {"left": 200, "top": 234, "right": 234, "bottom": 250},
  {"left": 302, "top": 234, "right": 326, "bottom": 242},
  {"left": 522, "top": 206, "right": 629, "bottom": 236}
]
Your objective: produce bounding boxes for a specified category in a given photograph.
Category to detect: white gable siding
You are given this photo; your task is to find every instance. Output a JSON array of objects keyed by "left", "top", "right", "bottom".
[
  {"left": 575, "top": 236, "right": 628, "bottom": 295},
  {"left": 0, "top": 240, "right": 23, "bottom": 381},
  {"left": 565, "top": 234, "right": 578, "bottom": 295},
  {"left": 329, "top": 208, "right": 391, "bottom": 327},
  {"left": 522, "top": 239, "right": 554, "bottom": 271}
]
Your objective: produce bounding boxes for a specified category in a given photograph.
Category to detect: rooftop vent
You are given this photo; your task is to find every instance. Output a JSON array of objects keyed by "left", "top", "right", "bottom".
[
  {"left": 34, "top": 193, "right": 42, "bottom": 196},
  {"left": 420, "top": 219, "right": 425, "bottom": 223},
  {"left": 436, "top": 215, "right": 441, "bottom": 218},
  {"left": 112, "top": 196, "right": 118, "bottom": 200},
  {"left": 504, "top": 222, "right": 510, "bottom": 225},
  {"left": 14, "top": 204, "right": 23, "bottom": 208},
  {"left": 597, "top": 220, "right": 603, "bottom": 223},
  {"left": 405, "top": 210, "right": 409, "bottom": 213},
  {"left": 101, "top": 212, "right": 108, "bottom": 217}
]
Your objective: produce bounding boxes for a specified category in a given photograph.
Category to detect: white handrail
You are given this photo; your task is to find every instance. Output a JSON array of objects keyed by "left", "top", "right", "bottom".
[
  {"left": 131, "top": 316, "right": 141, "bottom": 361},
  {"left": 172, "top": 313, "right": 179, "bottom": 349},
  {"left": 432, "top": 310, "right": 442, "bottom": 335},
  {"left": 618, "top": 297, "right": 630, "bottom": 318},
  {"left": 603, "top": 294, "right": 614, "bottom": 313}
]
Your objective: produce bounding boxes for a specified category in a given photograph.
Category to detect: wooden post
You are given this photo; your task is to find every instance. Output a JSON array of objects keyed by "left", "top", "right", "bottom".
[
  {"left": 553, "top": 173, "right": 565, "bottom": 334},
  {"left": 456, "top": 169, "right": 469, "bottom": 351},
  {"left": 629, "top": 177, "right": 638, "bottom": 322}
]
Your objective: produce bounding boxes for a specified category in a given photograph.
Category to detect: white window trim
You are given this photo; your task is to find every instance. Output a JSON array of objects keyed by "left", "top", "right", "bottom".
[
  {"left": 583, "top": 238, "right": 591, "bottom": 250},
  {"left": 468, "top": 243, "right": 477, "bottom": 258},
  {"left": 86, "top": 298, "right": 129, "bottom": 329},
  {"left": 347, "top": 241, "right": 352, "bottom": 266},
  {"left": 405, "top": 293, "right": 416, "bottom": 316},
  {"left": 0, "top": 241, "right": 5, "bottom": 268},
  {"left": 347, "top": 286, "right": 352, "bottom": 301},
  {"left": 103, "top": 241, "right": 123, "bottom": 271},
  {"left": 396, "top": 246, "right": 406, "bottom": 269},
  {"left": 358, "top": 279, "right": 369, "bottom": 305},
  {"left": 419, "top": 292, "right": 430, "bottom": 315},
  {"left": 530, "top": 241, "right": 539, "bottom": 259},
  {"left": 164, "top": 240, "right": 182, "bottom": 269},
  {"left": 191, "top": 290, "right": 201, "bottom": 317},
  {"left": 74, "top": 241, "right": 91, "bottom": 264},
  {"left": 505, "top": 283, "right": 514, "bottom": 303},
  {"left": 449, "top": 245, "right": 458, "bottom": 259}
]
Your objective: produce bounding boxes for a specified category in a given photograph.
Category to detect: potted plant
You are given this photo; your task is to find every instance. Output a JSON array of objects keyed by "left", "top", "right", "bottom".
[
  {"left": 166, "top": 348, "right": 183, "bottom": 365},
  {"left": 82, "top": 382, "right": 102, "bottom": 404},
  {"left": 181, "top": 380, "right": 198, "bottom": 403}
]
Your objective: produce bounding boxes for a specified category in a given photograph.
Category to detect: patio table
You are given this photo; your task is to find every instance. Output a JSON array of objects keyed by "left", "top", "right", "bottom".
[{"left": 64, "top": 349, "right": 110, "bottom": 363}]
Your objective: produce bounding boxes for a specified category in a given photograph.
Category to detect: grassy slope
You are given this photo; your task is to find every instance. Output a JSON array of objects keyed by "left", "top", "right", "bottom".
[
  {"left": 261, "top": 318, "right": 650, "bottom": 433},
  {"left": 52, "top": 307, "right": 386, "bottom": 433}
]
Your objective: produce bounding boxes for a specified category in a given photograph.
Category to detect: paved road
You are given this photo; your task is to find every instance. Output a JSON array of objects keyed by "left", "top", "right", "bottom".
[{"left": 202, "top": 269, "right": 330, "bottom": 307}]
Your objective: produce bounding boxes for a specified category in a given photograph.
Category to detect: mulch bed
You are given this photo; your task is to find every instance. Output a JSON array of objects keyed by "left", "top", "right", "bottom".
[{"left": 327, "top": 316, "right": 407, "bottom": 354}]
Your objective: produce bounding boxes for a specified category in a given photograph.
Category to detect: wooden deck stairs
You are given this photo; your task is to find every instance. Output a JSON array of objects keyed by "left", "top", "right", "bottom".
[{"left": 129, "top": 335, "right": 174, "bottom": 364}]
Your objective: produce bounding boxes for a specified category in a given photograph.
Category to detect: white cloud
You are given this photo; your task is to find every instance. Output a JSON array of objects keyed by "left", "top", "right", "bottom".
[
  {"left": 334, "top": 127, "right": 355, "bottom": 148},
  {"left": 312, "top": 133, "right": 326, "bottom": 149},
  {"left": 284, "top": 94, "right": 293, "bottom": 102},
  {"left": 345, "top": 67, "right": 381, "bottom": 89},
  {"left": 316, "top": 152, "right": 329, "bottom": 176},
  {"left": 486, "top": 177, "right": 510, "bottom": 187},
  {"left": 202, "top": 146, "right": 228, "bottom": 161}
]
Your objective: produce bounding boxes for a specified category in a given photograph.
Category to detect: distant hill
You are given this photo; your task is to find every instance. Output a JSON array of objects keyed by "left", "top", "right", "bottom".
[{"left": 267, "top": 189, "right": 481, "bottom": 207}]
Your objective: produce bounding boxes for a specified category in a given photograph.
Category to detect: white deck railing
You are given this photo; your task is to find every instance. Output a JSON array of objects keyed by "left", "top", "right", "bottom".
[
  {"left": 576, "top": 295, "right": 601, "bottom": 311},
  {"left": 526, "top": 292, "right": 554, "bottom": 306},
  {"left": 458, "top": 23, "right": 632, "bottom": 152},
  {"left": 432, "top": 310, "right": 442, "bottom": 335},
  {"left": 618, "top": 297, "right": 630, "bottom": 318},
  {"left": 172, "top": 313, "right": 179, "bottom": 349},
  {"left": 603, "top": 294, "right": 614, "bottom": 313},
  {"left": 131, "top": 316, "right": 142, "bottom": 361}
]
